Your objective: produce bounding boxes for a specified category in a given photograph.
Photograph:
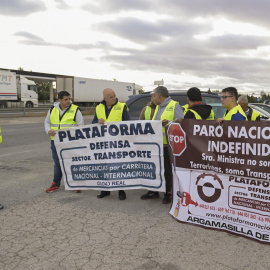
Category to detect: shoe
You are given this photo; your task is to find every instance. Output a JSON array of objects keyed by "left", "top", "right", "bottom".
[
  {"left": 118, "top": 190, "right": 126, "bottom": 200},
  {"left": 97, "top": 191, "right": 110, "bottom": 198},
  {"left": 0, "top": 204, "right": 3, "bottom": 210},
  {"left": 75, "top": 190, "right": 82, "bottom": 193},
  {"left": 162, "top": 193, "right": 172, "bottom": 204},
  {"left": 140, "top": 191, "right": 160, "bottom": 200},
  {"left": 46, "top": 182, "right": 59, "bottom": 193}
]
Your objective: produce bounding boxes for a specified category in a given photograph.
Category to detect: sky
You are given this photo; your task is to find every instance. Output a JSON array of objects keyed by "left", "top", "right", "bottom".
[{"left": 1, "top": 0, "right": 270, "bottom": 94}]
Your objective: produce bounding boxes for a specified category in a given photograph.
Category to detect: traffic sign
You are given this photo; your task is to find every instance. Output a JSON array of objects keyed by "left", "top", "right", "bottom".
[{"left": 167, "top": 122, "right": 187, "bottom": 156}]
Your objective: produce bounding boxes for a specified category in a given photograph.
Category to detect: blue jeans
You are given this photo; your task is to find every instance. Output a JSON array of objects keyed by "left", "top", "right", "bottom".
[{"left": 51, "top": 140, "right": 62, "bottom": 186}]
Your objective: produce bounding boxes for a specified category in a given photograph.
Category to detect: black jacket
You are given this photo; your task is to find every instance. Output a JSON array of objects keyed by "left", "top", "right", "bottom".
[{"left": 184, "top": 104, "right": 212, "bottom": 119}]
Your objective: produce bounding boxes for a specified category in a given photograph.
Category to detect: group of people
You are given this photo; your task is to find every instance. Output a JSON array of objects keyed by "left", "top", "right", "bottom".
[{"left": 44, "top": 85, "right": 260, "bottom": 205}]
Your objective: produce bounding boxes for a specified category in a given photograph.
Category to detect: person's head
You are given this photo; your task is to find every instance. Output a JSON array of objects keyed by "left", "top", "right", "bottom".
[
  {"left": 237, "top": 95, "right": 249, "bottom": 112},
  {"left": 58, "top": 91, "right": 71, "bottom": 109},
  {"left": 103, "top": 88, "right": 116, "bottom": 107},
  {"left": 151, "top": 86, "right": 169, "bottom": 105},
  {"left": 149, "top": 95, "right": 156, "bottom": 107},
  {"left": 221, "top": 87, "right": 238, "bottom": 110},
  {"left": 187, "top": 87, "right": 202, "bottom": 104}
]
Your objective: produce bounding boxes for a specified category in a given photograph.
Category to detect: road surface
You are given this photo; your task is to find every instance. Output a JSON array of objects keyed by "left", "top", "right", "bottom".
[{"left": 0, "top": 116, "right": 269, "bottom": 270}]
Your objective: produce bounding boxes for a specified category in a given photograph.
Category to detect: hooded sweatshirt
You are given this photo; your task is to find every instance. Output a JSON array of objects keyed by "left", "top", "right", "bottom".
[{"left": 184, "top": 103, "right": 212, "bottom": 119}]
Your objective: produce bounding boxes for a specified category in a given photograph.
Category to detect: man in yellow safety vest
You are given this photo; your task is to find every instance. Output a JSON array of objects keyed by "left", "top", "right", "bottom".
[
  {"left": 140, "top": 86, "right": 184, "bottom": 204},
  {"left": 237, "top": 95, "right": 260, "bottom": 121},
  {"left": 217, "top": 87, "right": 247, "bottom": 124},
  {"left": 45, "top": 91, "right": 84, "bottom": 193},
  {"left": 92, "top": 88, "right": 131, "bottom": 200},
  {"left": 184, "top": 87, "right": 215, "bottom": 120},
  {"left": 139, "top": 96, "right": 156, "bottom": 120}
]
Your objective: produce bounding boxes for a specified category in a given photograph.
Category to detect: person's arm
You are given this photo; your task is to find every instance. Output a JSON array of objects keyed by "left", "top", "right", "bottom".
[
  {"left": 92, "top": 113, "right": 105, "bottom": 124},
  {"left": 139, "top": 107, "right": 146, "bottom": 120},
  {"left": 44, "top": 109, "right": 57, "bottom": 136},
  {"left": 174, "top": 104, "right": 184, "bottom": 120},
  {"left": 75, "top": 109, "right": 84, "bottom": 126},
  {"left": 231, "top": 113, "right": 246, "bottom": 121},
  {"left": 44, "top": 110, "right": 52, "bottom": 135},
  {"left": 216, "top": 118, "right": 224, "bottom": 124}
]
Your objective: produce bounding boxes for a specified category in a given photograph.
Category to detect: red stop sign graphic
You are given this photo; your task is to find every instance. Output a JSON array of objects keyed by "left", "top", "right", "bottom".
[{"left": 167, "top": 122, "right": 186, "bottom": 156}]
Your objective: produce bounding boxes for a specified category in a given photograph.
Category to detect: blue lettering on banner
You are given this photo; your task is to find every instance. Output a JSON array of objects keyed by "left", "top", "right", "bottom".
[
  {"left": 71, "top": 161, "right": 156, "bottom": 181},
  {"left": 58, "top": 122, "right": 155, "bottom": 142}
]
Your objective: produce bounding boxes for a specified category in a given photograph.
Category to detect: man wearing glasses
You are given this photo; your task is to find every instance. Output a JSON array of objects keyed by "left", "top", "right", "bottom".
[{"left": 217, "top": 87, "right": 247, "bottom": 124}]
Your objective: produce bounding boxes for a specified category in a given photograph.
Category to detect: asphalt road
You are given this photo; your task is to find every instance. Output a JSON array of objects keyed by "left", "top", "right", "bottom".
[{"left": 0, "top": 116, "right": 269, "bottom": 270}]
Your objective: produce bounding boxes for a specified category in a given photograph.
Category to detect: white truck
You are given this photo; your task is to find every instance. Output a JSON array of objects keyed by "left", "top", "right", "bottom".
[
  {"left": 0, "top": 70, "right": 38, "bottom": 108},
  {"left": 56, "top": 76, "right": 142, "bottom": 106}
]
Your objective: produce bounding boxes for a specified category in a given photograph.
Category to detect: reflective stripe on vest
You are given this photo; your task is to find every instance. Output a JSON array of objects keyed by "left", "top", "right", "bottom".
[
  {"left": 207, "top": 110, "right": 215, "bottom": 120},
  {"left": 186, "top": 109, "right": 215, "bottom": 120},
  {"left": 0, "top": 126, "right": 2, "bottom": 143},
  {"left": 250, "top": 108, "right": 260, "bottom": 121},
  {"left": 223, "top": 105, "right": 247, "bottom": 120},
  {"left": 144, "top": 106, "right": 152, "bottom": 120},
  {"left": 96, "top": 102, "right": 126, "bottom": 122},
  {"left": 188, "top": 109, "right": 202, "bottom": 119},
  {"left": 182, "top": 104, "right": 189, "bottom": 116},
  {"left": 153, "top": 100, "right": 178, "bottom": 144},
  {"left": 50, "top": 104, "right": 78, "bottom": 140}
]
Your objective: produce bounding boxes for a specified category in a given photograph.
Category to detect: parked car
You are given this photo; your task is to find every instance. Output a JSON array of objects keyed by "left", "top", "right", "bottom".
[
  {"left": 126, "top": 91, "right": 226, "bottom": 120},
  {"left": 250, "top": 103, "right": 270, "bottom": 114},
  {"left": 264, "top": 100, "right": 270, "bottom": 104},
  {"left": 248, "top": 104, "right": 270, "bottom": 120}
]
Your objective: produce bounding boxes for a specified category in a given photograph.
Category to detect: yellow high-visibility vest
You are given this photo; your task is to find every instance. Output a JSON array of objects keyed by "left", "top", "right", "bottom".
[
  {"left": 249, "top": 108, "right": 260, "bottom": 121},
  {"left": 152, "top": 100, "right": 178, "bottom": 144},
  {"left": 50, "top": 104, "right": 78, "bottom": 140},
  {"left": 96, "top": 102, "right": 126, "bottom": 122},
  {"left": 223, "top": 105, "right": 247, "bottom": 120},
  {"left": 182, "top": 104, "right": 189, "bottom": 116},
  {"left": 188, "top": 109, "right": 215, "bottom": 120},
  {"left": 144, "top": 106, "right": 152, "bottom": 120}
]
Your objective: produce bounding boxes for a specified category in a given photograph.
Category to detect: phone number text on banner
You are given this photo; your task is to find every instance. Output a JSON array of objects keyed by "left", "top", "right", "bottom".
[{"left": 54, "top": 120, "right": 165, "bottom": 191}]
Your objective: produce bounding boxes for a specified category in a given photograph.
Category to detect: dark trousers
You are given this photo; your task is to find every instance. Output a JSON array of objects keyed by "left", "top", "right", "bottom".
[
  {"left": 51, "top": 140, "right": 62, "bottom": 186},
  {"left": 164, "top": 146, "right": 172, "bottom": 194}
]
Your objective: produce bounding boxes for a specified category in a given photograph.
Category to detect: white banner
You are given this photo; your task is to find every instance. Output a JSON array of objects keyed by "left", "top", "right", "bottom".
[
  {"left": 170, "top": 168, "right": 270, "bottom": 243},
  {"left": 54, "top": 120, "right": 165, "bottom": 192},
  {"left": 167, "top": 120, "right": 270, "bottom": 243}
]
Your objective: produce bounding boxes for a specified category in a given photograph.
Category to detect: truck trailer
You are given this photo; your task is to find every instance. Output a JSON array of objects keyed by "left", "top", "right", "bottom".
[
  {"left": 56, "top": 76, "right": 142, "bottom": 106},
  {"left": 0, "top": 70, "right": 38, "bottom": 108}
]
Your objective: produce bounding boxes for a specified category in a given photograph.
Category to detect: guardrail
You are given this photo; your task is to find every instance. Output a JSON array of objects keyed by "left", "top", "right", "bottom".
[
  {"left": 0, "top": 106, "right": 95, "bottom": 118},
  {"left": 0, "top": 107, "right": 48, "bottom": 117}
]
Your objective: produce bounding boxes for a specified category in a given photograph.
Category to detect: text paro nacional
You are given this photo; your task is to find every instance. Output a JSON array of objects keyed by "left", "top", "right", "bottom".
[{"left": 193, "top": 124, "right": 270, "bottom": 156}]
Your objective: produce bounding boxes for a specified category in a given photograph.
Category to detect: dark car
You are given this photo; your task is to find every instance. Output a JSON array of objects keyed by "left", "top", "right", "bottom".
[{"left": 126, "top": 90, "right": 226, "bottom": 120}]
